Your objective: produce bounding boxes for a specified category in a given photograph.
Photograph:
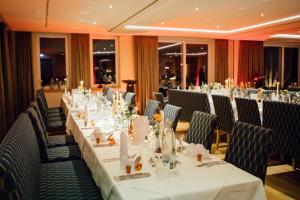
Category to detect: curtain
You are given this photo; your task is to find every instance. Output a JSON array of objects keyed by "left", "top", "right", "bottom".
[
  {"left": 215, "top": 39, "right": 228, "bottom": 83},
  {"left": 0, "top": 23, "right": 34, "bottom": 142},
  {"left": 238, "top": 41, "right": 264, "bottom": 84},
  {"left": 70, "top": 33, "right": 91, "bottom": 89},
  {"left": 134, "top": 36, "right": 159, "bottom": 114}
]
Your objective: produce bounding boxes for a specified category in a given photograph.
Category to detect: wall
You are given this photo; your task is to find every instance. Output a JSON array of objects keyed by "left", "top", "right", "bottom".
[{"left": 32, "top": 33, "right": 135, "bottom": 107}]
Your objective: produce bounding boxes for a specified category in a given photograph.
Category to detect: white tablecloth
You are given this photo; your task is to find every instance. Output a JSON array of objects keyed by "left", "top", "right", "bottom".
[{"left": 62, "top": 97, "right": 266, "bottom": 200}]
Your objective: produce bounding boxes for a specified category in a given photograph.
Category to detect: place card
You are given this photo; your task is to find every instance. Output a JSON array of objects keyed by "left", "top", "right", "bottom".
[
  {"left": 93, "top": 143, "right": 116, "bottom": 148},
  {"left": 113, "top": 173, "right": 151, "bottom": 182}
]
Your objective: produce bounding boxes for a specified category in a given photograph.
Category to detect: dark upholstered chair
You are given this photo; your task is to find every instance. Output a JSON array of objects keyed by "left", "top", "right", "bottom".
[
  {"left": 144, "top": 100, "right": 160, "bottom": 119},
  {"left": 102, "top": 86, "right": 109, "bottom": 96},
  {"left": 167, "top": 89, "right": 211, "bottom": 122},
  {"left": 30, "top": 102, "right": 75, "bottom": 147},
  {"left": 225, "top": 122, "right": 272, "bottom": 183},
  {"left": 163, "top": 104, "right": 182, "bottom": 131},
  {"left": 153, "top": 92, "right": 168, "bottom": 109},
  {"left": 0, "top": 113, "right": 102, "bottom": 200},
  {"left": 235, "top": 97, "right": 261, "bottom": 126},
  {"left": 212, "top": 95, "right": 235, "bottom": 151},
  {"left": 35, "top": 95, "right": 66, "bottom": 133},
  {"left": 36, "top": 89, "right": 65, "bottom": 117},
  {"left": 263, "top": 100, "right": 300, "bottom": 168},
  {"left": 124, "top": 92, "right": 135, "bottom": 106},
  {"left": 106, "top": 88, "right": 115, "bottom": 102},
  {"left": 26, "top": 107, "right": 80, "bottom": 163},
  {"left": 186, "top": 111, "right": 217, "bottom": 151}
]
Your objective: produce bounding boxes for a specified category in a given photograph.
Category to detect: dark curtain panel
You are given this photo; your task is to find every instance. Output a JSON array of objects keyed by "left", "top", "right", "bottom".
[
  {"left": 70, "top": 33, "right": 91, "bottom": 89},
  {"left": 0, "top": 23, "right": 34, "bottom": 142},
  {"left": 134, "top": 36, "right": 159, "bottom": 114},
  {"left": 215, "top": 39, "right": 228, "bottom": 83},
  {"left": 238, "top": 41, "right": 264, "bottom": 84},
  {"left": 0, "top": 23, "right": 7, "bottom": 141}
]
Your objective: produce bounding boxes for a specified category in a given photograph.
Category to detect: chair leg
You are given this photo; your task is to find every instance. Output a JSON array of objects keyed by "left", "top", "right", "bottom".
[{"left": 216, "top": 130, "right": 220, "bottom": 152}]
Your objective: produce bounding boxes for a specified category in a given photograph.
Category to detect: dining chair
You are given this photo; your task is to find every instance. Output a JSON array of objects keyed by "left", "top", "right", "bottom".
[
  {"left": 235, "top": 97, "right": 261, "bottom": 126},
  {"left": 153, "top": 92, "right": 168, "bottom": 109},
  {"left": 106, "top": 88, "right": 115, "bottom": 102},
  {"left": 186, "top": 111, "right": 217, "bottom": 151},
  {"left": 144, "top": 100, "right": 160, "bottom": 119},
  {"left": 102, "top": 86, "right": 109, "bottom": 96},
  {"left": 163, "top": 104, "right": 182, "bottom": 131},
  {"left": 26, "top": 107, "right": 81, "bottom": 163},
  {"left": 211, "top": 95, "right": 235, "bottom": 151},
  {"left": 263, "top": 100, "right": 300, "bottom": 169},
  {"left": 124, "top": 92, "right": 135, "bottom": 106},
  {"left": 225, "top": 121, "right": 272, "bottom": 183},
  {"left": 36, "top": 89, "right": 65, "bottom": 115}
]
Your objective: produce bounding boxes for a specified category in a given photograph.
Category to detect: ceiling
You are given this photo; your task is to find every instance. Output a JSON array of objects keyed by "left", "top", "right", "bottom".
[{"left": 0, "top": 0, "right": 300, "bottom": 40}]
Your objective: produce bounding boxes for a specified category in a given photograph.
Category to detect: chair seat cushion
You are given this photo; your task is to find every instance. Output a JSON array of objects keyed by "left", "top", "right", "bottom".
[
  {"left": 47, "top": 121, "right": 66, "bottom": 132},
  {"left": 47, "top": 145, "right": 81, "bottom": 162},
  {"left": 47, "top": 115, "right": 66, "bottom": 122},
  {"left": 47, "top": 107, "right": 64, "bottom": 114},
  {"left": 39, "top": 160, "right": 102, "bottom": 200},
  {"left": 47, "top": 135, "right": 76, "bottom": 147}
]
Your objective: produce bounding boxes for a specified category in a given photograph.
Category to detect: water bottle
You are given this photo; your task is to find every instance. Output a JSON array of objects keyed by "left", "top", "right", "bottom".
[{"left": 162, "top": 120, "right": 176, "bottom": 161}]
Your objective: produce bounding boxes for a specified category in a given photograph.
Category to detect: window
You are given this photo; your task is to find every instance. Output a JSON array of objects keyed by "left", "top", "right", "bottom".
[
  {"left": 264, "top": 47, "right": 281, "bottom": 87},
  {"left": 39, "top": 37, "right": 67, "bottom": 87},
  {"left": 158, "top": 42, "right": 209, "bottom": 90},
  {"left": 186, "top": 44, "right": 208, "bottom": 87},
  {"left": 158, "top": 42, "right": 183, "bottom": 89},
  {"left": 284, "top": 48, "right": 298, "bottom": 87},
  {"left": 92, "top": 39, "right": 116, "bottom": 85}
]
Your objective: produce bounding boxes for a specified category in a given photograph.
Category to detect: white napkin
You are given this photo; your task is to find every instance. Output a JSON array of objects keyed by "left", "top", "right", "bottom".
[
  {"left": 120, "top": 132, "right": 128, "bottom": 169},
  {"left": 185, "top": 143, "right": 209, "bottom": 159},
  {"left": 92, "top": 128, "right": 106, "bottom": 143},
  {"left": 133, "top": 116, "right": 148, "bottom": 145}
]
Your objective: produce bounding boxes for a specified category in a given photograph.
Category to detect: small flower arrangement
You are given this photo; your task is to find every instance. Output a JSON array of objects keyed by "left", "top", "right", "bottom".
[{"left": 152, "top": 113, "right": 162, "bottom": 136}]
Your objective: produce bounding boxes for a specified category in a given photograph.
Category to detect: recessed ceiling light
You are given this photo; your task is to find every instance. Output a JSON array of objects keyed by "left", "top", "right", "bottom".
[
  {"left": 93, "top": 22, "right": 96, "bottom": 25},
  {"left": 261, "top": 13, "right": 264, "bottom": 17},
  {"left": 216, "top": 25, "right": 220, "bottom": 29},
  {"left": 270, "top": 34, "right": 300, "bottom": 39},
  {"left": 125, "top": 14, "right": 300, "bottom": 34},
  {"left": 161, "top": 22, "right": 165, "bottom": 25},
  {"left": 195, "top": 7, "right": 199, "bottom": 11},
  {"left": 109, "top": 5, "right": 113, "bottom": 9}
]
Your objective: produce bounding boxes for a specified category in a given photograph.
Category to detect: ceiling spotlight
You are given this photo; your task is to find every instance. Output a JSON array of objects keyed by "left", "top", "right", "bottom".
[
  {"left": 161, "top": 22, "right": 165, "bottom": 25},
  {"left": 93, "top": 22, "right": 96, "bottom": 25},
  {"left": 216, "top": 25, "right": 220, "bottom": 29},
  {"left": 195, "top": 7, "right": 199, "bottom": 11},
  {"left": 109, "top": 5, "right": 113, "bottom": 9},
  {"left": 260, "top": 13, "right": 264, "bottom": 17}
]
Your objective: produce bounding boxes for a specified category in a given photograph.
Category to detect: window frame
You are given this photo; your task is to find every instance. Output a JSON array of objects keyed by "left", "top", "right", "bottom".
[
  {"left": 36, "top": 33, "right": 70, "bottom": 90},
  {"left": 89, "top": 35, "right": 120, "bottom": 89}
]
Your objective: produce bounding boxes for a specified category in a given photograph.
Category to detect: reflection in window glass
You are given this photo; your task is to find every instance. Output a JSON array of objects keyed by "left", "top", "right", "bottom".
[
  {"left": 284, "top": 47, "right": 298, "bottom": 87},
  {"left": 186, "top": 44, "right": 208, "bottom": 87},
  {"left": 264, "top": 47, "right": 281, "bottom": 87},
  {"left": 158, "top": 42, "right": 183, "bottom": 89},
  {"left": 93, "top": 39, "right": 116, "bottom": 85},
  {"left": 40, "top": 38, "right": 66, "bottom": 86}
]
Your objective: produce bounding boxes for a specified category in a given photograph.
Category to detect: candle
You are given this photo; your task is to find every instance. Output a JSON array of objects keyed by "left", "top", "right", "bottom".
[{"left": 80, "top": 80, "right": 84, "bottom": 90}]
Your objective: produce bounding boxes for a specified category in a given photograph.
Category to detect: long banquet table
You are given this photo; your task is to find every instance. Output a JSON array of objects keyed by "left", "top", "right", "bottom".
[{"left": 62, "top": 96, "right": 266, "bottom": 200}]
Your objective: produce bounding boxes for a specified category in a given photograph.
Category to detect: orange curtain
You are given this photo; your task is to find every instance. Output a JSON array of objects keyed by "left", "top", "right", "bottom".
[
  {"left": 134, "top": 36, "right": 159, "bottom": 114},
  {"left": 238, "top": 41, "right": 264, "bottom": 84},
  {"left": 70, "top": 33, "right": 91, "bottom": 89},
  {"left": 215, "top": 39, "right": 228, "bottom": 83}
]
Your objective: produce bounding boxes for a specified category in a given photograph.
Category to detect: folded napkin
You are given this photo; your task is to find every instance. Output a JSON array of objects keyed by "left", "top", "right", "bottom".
[
  {"left": 120, "top": 132, "right": 128, "bottom": 169},
  {"left": 133, "top": 116, "right": 148, "bottom": 145},
  {"left": 185, "top": 143, "right": 209, "bottom": 159}
]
